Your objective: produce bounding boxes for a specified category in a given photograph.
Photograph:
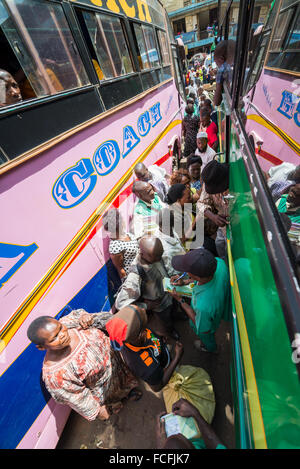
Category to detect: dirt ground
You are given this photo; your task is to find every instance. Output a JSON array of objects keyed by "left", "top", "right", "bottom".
[{"left": 57, "top": 318, "right": 235, "bottom": 450}]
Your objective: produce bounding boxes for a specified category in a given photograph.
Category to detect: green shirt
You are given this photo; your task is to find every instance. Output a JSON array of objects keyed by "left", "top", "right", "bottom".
[
  {"left": 192, "top": 438, "right": 226, "bottom": 449},
  {"left": 134, "top": 193, "right": 163, "bottom": 216},
  {"left": 191, "top": 258, "right": 230, "bottom": 334}
]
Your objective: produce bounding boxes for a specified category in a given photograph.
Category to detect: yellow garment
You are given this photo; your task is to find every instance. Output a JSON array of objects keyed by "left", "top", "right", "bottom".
[
  {"left": 92, "top": 59, "right": 104, "bottom": 80},
  {"left": 46, "top": 68, "right": 63, "bottom": 92},
  {"left": 163, "top": 365, "right": 215, "bottom": 433}
]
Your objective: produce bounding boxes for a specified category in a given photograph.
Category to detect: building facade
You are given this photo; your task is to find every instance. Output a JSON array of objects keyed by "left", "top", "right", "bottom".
[{"left": 162, "top": 0, "right": 271, "bottom": 59}]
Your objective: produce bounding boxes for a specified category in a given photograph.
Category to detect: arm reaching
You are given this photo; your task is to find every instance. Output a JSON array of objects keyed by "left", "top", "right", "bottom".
[{"left": 172, "top": 398, "right": 225, "bottom": 449}]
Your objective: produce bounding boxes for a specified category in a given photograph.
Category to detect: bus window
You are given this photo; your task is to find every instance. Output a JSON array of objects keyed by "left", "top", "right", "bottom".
[
  {"left": 133, "top": 23, "right": 150, "bottom": 70},
  {"left": 279, "top": 12, "right": 300, "bottom": 72},
  {"left": 244, "top": 30, "right": 270, "bottom": 94},
  {"left": 82, "top": 11, "right": 134, "bottom": 80},
  {"left": 157, "top": 29, "right": 171, "bottom": 66},
  {"left": 142, "top": 25, "right": 160, "bottom": 68},
  {"left": 132, "top": 23, "right": 160, "bottom": 70},
  {"left": 265, "top": 3, "right": 300, "bottom": 72},
  {"left": 242, "top": 0, "right": 274, "bottom": 93},
  {"left": 223, "top": 1, "right": 239, "bottom": 93},
  {"left": 0, "top": 0, "right": 89, "bottom": 107}
]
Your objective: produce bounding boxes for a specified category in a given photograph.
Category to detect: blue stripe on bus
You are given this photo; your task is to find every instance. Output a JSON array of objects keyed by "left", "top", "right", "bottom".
[{"left": 0, "top": 260, "right": 121, "bottom": 449}]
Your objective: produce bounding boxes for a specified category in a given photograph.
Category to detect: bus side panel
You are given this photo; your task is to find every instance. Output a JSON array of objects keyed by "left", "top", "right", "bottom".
[
  {"left": 0, "top": 81, "right": 182, "bottom": 448},
  {"left": 228, "top": 123, "right": 300, "bottom": 449},
  {"left": 245, "top": 70, "right": 300, "bottom": 171}
]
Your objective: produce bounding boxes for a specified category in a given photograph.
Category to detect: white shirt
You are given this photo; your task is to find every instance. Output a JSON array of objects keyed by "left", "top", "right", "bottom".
[
  {"left": 158, "top": 230, "right": 186, "bottom": 276},
  {"left": 195, "top": 145, "right": 216, "bottom": 169},
  {"left": 267, "top": 162, "right": 295, "bottom": 188}
]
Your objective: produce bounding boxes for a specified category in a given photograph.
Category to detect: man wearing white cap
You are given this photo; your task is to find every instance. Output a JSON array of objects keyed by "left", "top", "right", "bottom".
[{"left": 195, "top": 131, "right": 216, "bottom": 169}]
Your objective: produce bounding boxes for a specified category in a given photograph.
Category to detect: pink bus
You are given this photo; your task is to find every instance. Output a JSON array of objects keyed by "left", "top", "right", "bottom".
[
  {"left": 243, "top": 0, "right": 300, "bottom": 172},
  {"left": 0, "top": 0, "right": 184, "bottom": 449}
]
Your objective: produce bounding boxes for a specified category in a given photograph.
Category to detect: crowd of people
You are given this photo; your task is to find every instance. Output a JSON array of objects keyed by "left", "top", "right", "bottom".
[
  {"left": 26, "top": 96, "right": 231, "bottom": 447},
  {"left": 25, "top": 39, "right": 299, "bottom": 450}
]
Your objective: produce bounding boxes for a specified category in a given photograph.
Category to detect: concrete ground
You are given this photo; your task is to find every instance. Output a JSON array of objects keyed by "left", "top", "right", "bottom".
[{"left": 57, "top": 318, "right": 235, "bottom": 449}]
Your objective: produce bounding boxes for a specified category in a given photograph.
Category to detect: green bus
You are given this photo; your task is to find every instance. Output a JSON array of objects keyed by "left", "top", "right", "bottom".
[{"left": 218, "top": 0, "right": 300, "bottom": 449}]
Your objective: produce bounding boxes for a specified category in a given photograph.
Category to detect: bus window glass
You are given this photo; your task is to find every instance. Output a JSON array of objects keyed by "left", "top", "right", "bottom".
[
  {"left": 244, "top": 31, "right": 270, "bottom": 94},
  {"left": 82, "top": 12, "right": 133, "bottom": 80},
  {"left": 102, "top": 16, "right": 133, "bottom": 76},
  {"left": 221, "top": 2, "right": 239, "bottom": 93},
  {"left": 281, "top": 0, "right": 298, "bottom": 7},
  {"left": 284, "top": 11, "right": 300, "bottom": 49},
  {"left": 279, "top": 12, "right": 300, "bottom": 72},
  {"left": 142, "top": 25, "right": 160, "bottom": 68},
  {"left": 157, "top": 30, "right": 171, "bottom": 65},
  {"left": 0, "top": 0, "right": 89, "bottom": 106},
  {"left": 266, "top": 5, "right": 299, "bottom": 72},
  {"left": 243, "top": 0, "right": 273, "bottom": 93},
  {"left": 219, "top": 0, "right": 229, "bottom": 28},
  {"left": 228, "top": 3, "right": 239, "bottom": 41},
  {"left": 268, "top": 10, "right": 293, "bottom": 51},
  {"left": 133, "top": 23, "right": 150, "bottom": 70}
]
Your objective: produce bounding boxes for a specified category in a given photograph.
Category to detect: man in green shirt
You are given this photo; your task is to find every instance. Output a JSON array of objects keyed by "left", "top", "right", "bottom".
[
  {"left": 169, "top": 248, "right": 230, "bottom": 352},
  {"left": 132, "top": 180, "right": 165, "bottom": 239}
]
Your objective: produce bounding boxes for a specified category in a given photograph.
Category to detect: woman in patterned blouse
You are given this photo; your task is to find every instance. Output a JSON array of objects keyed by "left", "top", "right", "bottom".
[
  {"left": 27, "top": 309, "right": 141, "bottom": 421},
  {"left": 103, "top": 208, "right": 139, "bottom": 280}
]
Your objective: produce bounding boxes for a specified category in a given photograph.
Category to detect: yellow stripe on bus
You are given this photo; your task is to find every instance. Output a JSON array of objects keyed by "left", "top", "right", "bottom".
[
  {"left": 247, "top": 114, "right": 300, "bottom": 155},
  {"left": 227, "top": 239, "right": 267, "bottom": 449},
  {"left": 0, "top": 118, "right": 181, "bottom": 351}
]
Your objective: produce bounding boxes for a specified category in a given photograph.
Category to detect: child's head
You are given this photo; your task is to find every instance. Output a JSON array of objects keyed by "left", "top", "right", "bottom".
[
  {"left": 189, "top": 90, "right": 196, "bottom": 100},
  {"left": 170, "top": 169, "right": 191, "bottom": 187},
  {"left": 200, "top": 108, "right": 211, "bottom": 127},
  {"left": 187, "top": 154, "right": 202, "bottom": 181},
  {"left": 203, "top": 99, "right": 213, "bottom": 112},
  {"left": 187, "top": 97, "right": 194, "bottom": 105},
  {"left": 199, "top": 94, "right": 206, "bottom": 105}
]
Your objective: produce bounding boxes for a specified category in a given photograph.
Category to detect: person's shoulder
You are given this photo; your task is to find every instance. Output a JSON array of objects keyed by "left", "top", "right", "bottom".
[
  {"left": 277, "top": 194, "right": 288, "bottom": 212},
  {"left": 109, "top": 239, "right": 124, "bottom": 253},
  {"left": 208, "top": 145, "right": 216, "bottom": 156},
  {"left": 215, "top": 257, "right": 229, "bottom": 276},
  {"left": 134, "top": 200, "right": 146, "bottom": 215}
]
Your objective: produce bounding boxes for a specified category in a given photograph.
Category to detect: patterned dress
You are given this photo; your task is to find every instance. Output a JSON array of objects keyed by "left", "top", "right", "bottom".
[
  {"left": 109, "top": 233, "right": 139, "bottom": 275},
  {"left": 42, "top": 309, "right": 138, "bottom": 421},
  {"left": 182, "top": 114, "right": 200, "bottom": 157}
]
